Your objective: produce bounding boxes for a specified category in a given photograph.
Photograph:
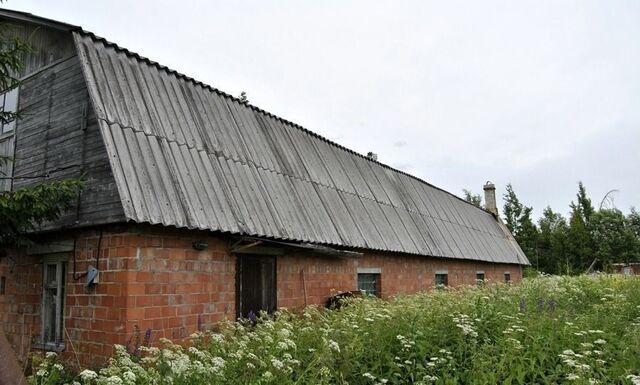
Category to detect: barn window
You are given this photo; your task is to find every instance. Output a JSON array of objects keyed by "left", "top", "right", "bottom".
[
  {"left": 435, "top": 271, "right": 448, "bottom": 287},
  {"left": 504, "top": 272, "right": 511, "bottom": 284},
  {"left": 357, "top": 268, "right": 381, "bottom": 297},
  {"left": 476, "top": 271, "right": 485, "bottom": 286},
  {"left": 1, "top": 88, "right": 19, "bottom": 134},
  {"left": 41, "top": 256, "right": 66, "bottom": 350},
  {"left": 0, "top": 276, "right": 5, "bottom": 294}
]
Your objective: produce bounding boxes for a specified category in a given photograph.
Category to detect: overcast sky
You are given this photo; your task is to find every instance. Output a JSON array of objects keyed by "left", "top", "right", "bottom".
[{"left": 6, "top": 0, "right": 639, "bottom": 219}]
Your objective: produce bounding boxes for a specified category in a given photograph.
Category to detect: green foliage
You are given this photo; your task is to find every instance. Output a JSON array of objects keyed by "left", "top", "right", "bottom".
[
  {"left": 591, "top": 209, "right": 640, "bottom": 264},
  {"left": 503, "top": 182, "right": 640, "bottom": 275},
  {"left": 0, "top": 22, "right": 30, "bottom": 123},
  {"left": 0, "top": 180, "right": 84, "bottom": 248},
  {"left": 503, "top": 184, "right": 539, "bottom": 262},
  {"left": 462, "top": 189, "right": 482, "bottom": 208},
  {"left": 28, "top": 275, "right": 640, "bottom": 385},
  {"left": 537, "top": 206, "right": 570, "bottom": 273}
]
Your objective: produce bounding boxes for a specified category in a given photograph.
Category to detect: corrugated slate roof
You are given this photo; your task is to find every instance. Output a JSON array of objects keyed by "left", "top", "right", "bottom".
[{"left": 73, "top": 30, "right": 528, "bottom": 265}]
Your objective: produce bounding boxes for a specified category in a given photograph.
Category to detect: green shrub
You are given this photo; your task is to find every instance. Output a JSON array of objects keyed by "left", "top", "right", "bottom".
[{"left": 29, "top": 275, "right": 640, "bottom": 385}]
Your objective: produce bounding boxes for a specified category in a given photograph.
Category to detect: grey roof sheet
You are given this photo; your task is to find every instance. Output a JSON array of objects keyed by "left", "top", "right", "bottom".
[{"left": 73, "top": 31, "right": 528, "bottom": 265}]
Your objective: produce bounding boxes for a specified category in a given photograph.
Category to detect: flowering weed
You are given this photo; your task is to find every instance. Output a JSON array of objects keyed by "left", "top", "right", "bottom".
[{"left": 29, "top": 274, "right": 640, "bottom": 385}]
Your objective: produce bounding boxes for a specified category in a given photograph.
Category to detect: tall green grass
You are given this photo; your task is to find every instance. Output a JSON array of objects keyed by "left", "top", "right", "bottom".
[{"left": 31, "top": 274, "right": 640, "bottom": 385}]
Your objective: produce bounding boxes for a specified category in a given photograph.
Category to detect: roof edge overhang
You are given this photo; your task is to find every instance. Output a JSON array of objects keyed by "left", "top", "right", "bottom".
[{"left": 0, "top": 8, "right": 81, "bottom": 32}]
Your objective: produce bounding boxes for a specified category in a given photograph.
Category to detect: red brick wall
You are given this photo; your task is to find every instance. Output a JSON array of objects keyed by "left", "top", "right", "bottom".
[
  {"left": 0, "top": 227, "right": 236, "bottom": 368},
  {"left": 277, "top": 252, "right": 522, "bottom": 307},
  {"left": 1, "top": 225, "right": 522, "bottom": 368},
  {"left": 0, "top": 254, "right": 43, "bottom": 363}
]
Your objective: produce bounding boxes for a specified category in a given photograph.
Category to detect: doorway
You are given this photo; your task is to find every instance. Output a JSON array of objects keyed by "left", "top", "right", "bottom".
[{"left": 237, "top": 255, "right": 276, "bottom": 319}]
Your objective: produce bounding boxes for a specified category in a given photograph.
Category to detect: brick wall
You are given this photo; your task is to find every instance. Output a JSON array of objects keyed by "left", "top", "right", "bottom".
[
  {"left": 0, "top": 225, "right": 522, "bottom": 368},
  {"left": 0, "top": 227, "right": 236, "bottom": 368},
  {"left": 0, "top": 254, "right": 42, "bottom": 363},
  {"left": 277, "top": 252, "right": 521, "bottom": 307}
]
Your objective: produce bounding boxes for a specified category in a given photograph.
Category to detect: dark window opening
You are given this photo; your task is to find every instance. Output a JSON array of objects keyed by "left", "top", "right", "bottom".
[
  {"left": 0, "top": 276, "right": 5, "bottom": 294},
  {"left": 504, "top": 273, "right": 511, "bottom": 284},
  {"left": 42, "top": 258, "right": 66, "bottom": 348},
  {"left": 435, "top": 273, "right": 448, "bottom": 287},
  {"left": 358, "top": 273, "right": 380, "bottom": 297},
  {"left": 476, "top": 272, "right": 485, "bottom": 286}
]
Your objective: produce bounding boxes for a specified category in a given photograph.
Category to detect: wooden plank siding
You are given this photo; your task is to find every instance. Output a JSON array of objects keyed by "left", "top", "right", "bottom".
[
  {"left": 0, "top": 21, "right": 76, "bottom": 79},
  {"left": 11, "top": 54, "right": 124, "bottom": 228}
]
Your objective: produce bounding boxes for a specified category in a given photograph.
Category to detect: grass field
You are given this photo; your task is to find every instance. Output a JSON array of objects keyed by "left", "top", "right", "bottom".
[{"left": 31, "top": 274, "right": 640, "bottom": 385}]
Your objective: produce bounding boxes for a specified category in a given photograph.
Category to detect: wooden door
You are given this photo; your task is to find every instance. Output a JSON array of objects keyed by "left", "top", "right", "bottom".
[{"left": 238, "top": 255, "right": 276, "bottom": 319}]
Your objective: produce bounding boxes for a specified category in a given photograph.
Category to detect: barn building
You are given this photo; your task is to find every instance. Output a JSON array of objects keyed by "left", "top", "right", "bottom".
[{"left": 0, "top": 10, "right": 528, "bottom": 366}]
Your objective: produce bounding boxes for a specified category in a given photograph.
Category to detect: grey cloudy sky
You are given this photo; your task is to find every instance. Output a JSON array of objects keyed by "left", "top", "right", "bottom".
[{"left": 7, "top": 0, "right": 639, "bottom": 219}]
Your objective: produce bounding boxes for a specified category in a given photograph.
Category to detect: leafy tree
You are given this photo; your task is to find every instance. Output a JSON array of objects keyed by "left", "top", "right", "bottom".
[
  {"left": 590, "top": 209, "right": 640, "bottom": 265},
  {"left": 462, "top": 189, "right": 482, "bottom": 208},
  {"left": 567, "top": 182, "right": 596, "bottom": 270},
  {"left": 570, "top": 181, "right": 595, "bottom": 224},
  {"left": 502, "top": 183, "right": 538, "bottom": 262},
  {"left": 536, "top": 206, "right": 569, "bottom": 274},
  {"left": 0, "top": 179, "right": 84, "bottom": 249},
  {"left": 628, "top": 207, "right": 640, "bottom": 239}
]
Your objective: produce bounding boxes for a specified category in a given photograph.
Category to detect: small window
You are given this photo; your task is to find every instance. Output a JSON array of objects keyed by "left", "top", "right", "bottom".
[
  {"left": 1, "top": 88, "right": 19, "bottom": 134},
  {"left": 0, "top": 276, "right": 5, "bottom": 295},
  {"left": 435, "top": 273, "right": 448, "bottom": 287},
  {"left": 41, "top": 256, "right": 66, "bottom": 349},
  {"left": 476, "top": 272, "right": 485, "bottom": 286},
  {"left": 504, "top": 272, "right": 511, "bottom": 284},
  {"left": 358, "top": 273, "right": 380, "bottom": 297}
]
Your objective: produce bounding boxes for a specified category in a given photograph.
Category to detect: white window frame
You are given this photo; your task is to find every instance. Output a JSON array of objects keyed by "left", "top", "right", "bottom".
[
  {"left": 0, "top": 87, "right": 19, "bottom": 135},
  {"left": 39, "top": 255, "right": 67, "bottom": 351},
  {"left": 357, "top": 267, "right": 381, "bottom": 297},
  {"left": 435, "top": 270, "right": 448, "bottom": 287}
]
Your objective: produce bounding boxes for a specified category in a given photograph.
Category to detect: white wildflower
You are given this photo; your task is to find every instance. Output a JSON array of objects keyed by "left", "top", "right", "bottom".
[
  {"left": 122, "top": 371, "right": 136, "bottom": 385},
  {"left": 363, "top": 372, "right": 376, "bottom": 380},
  {"left": 271, "top": 358, "right": 284, "bottom": 370},
  {"left": 79, "top": 370, "right": 98, "bottom": 382},
  {"left": 105, "top": 376, "right": 123, "bottom": 385}
]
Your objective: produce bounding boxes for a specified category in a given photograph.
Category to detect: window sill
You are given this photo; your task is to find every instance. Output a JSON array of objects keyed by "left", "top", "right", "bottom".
[{"left": 31, "top": 342, "right": 66, "bottom": 352}]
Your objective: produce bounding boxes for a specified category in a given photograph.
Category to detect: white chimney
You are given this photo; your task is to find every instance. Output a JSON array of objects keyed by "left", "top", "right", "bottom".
[{"left": 483, "top": 181, "right": 498, "bottom": 216}]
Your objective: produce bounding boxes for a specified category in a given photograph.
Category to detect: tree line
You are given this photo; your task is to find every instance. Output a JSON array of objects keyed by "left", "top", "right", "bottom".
[{"left": 464, "top": 183, "right": 640, "bottom": 274}]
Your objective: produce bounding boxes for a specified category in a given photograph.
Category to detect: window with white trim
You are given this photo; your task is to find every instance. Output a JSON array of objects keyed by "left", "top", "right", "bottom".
[
  {"left": 435, "top": 271, "right": 448, "bottom": 287},
  {"left": 357, "top": 268, "right": 381, "bottom": 297},
  {"left": 504, "top": 272, "right": 511, "bottom": 284},
  {"left": 41, "top": 255, "right": 66, "bottom": 349},
  {"left": 1, "top": 88, "right": 19, "bottom": 134}
]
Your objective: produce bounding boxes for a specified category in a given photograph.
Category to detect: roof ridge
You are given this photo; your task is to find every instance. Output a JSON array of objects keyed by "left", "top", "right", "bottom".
[{"left": 75, "top": 30, "right": 498, "bottom": 218}]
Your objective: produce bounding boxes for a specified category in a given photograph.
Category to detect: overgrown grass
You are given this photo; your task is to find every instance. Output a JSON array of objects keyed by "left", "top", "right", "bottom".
[{"left": 31, "top": 274, "right": 640, "bottom": 385}]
